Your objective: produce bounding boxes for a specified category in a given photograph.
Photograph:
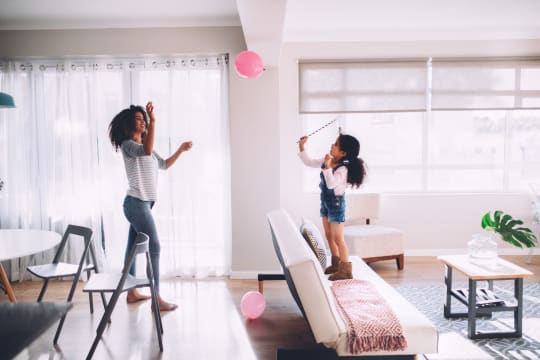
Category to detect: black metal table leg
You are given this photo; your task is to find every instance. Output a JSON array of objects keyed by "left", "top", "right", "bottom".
[
  {"left": 468, "top": 278, "right": 477, "bottom": 338},
  {"left": 443, "top": 265, "right": 453, "bottom": 318},
  {"left": 515, "top": 278, "right": 523, "bottom": 337}
]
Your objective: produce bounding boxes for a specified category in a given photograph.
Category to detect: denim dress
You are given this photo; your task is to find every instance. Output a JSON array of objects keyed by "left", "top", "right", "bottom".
[{"left": 319, "top": 164, "right": 346, "bottom": 223}]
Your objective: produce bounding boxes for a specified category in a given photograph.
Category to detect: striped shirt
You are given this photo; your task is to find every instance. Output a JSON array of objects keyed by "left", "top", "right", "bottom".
[{"left": 121, "top": 139, "right": 166, "bottom": 201}]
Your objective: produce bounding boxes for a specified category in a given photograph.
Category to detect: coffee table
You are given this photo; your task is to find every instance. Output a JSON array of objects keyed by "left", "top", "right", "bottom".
[{"left": 437, "top": 254, "right": 533, "bottom": 339}]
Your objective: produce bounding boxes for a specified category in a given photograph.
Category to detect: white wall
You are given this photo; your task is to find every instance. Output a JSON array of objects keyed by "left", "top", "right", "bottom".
[
  {"left": 278, "top": 40, "right": 540, "bottom": 263},
  {"left": 229, "top": 67, "right": 281, "bottom": 276}
]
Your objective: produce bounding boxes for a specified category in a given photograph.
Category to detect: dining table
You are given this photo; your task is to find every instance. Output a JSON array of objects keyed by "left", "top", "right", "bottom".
[{"left": 0, "top": 229, "right": 61, "bottom": 303}]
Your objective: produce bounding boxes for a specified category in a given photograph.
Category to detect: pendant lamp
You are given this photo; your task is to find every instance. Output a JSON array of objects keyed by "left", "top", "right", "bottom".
[{"left": 0, "top": 92, "right": 15, "bottom": 108}]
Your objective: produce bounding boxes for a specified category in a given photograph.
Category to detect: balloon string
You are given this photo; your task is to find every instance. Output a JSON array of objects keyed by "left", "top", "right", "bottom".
[{"left": 297, "top": 117, "right": 339, "bottom": 143}]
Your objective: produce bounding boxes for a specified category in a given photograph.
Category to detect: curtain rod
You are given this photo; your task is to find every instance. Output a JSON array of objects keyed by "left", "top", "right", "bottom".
[{"left": 0, "top": 54, "right": 229, "bottom": 72}]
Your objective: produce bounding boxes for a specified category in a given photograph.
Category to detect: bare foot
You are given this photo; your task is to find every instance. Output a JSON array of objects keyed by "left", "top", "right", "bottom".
[
  {"left": 158, "top": 297, "right": 178, "bottom": 311},
  {"left": 126, "top": 289, "right": 151, "bottom": 303}
]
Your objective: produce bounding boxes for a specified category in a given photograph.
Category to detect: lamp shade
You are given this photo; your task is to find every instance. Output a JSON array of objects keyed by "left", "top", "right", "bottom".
[{"left": 0, "top": 92, "right": 15, "bottom": 108}]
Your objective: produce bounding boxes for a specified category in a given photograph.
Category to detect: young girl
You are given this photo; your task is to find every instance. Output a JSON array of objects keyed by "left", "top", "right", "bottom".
[
  {"left": 298, "top": 134, "right": 366, "bottom": 280},
  {"left": 109, "top": 101, "right": 192, "bottom": 311}
]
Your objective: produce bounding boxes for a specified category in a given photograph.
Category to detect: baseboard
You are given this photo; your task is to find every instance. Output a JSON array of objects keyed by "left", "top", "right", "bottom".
[
  {"left": 230, "top": 270, "right": 282, "bottom": 279},
  {"left": 405, "top": 248, "right": 539, "bottom": 256},
  {"left": 230, "top": 248, "right": 538, "bottom": 279}
]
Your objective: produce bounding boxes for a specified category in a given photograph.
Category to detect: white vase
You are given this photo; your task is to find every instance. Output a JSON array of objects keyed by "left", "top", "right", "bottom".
[{"left": 468, "top": 233, "right": 498, "bottom": 260}]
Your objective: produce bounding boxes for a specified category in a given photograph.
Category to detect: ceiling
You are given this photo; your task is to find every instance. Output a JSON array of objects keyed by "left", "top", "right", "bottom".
[
  {"left": 0, "top": 0, "right": 241, "bottom": 29},
  {"left": 0, "top": 0, "right": 539, "bottom": 66}
]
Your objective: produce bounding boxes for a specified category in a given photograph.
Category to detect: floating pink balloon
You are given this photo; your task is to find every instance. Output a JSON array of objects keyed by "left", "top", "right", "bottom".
[
  {"left": 234, "top": 51, "right": 265, "bottom": 78},
  {"left": 240, "top": 291, "right": 266, "bottom": 319}
]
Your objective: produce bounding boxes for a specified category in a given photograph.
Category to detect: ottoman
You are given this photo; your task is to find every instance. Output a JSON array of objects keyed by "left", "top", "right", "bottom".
[{"left": 343, "top": 224, "right": 404, "bottom": 270}]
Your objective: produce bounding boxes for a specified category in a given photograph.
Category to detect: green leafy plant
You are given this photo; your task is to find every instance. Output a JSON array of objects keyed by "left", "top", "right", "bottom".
[{"left": 481, "top": 210, "right": 538, "bottom": 248}]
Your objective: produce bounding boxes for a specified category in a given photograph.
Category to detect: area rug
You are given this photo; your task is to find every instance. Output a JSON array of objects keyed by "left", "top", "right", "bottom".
[{"left": 393, "top": 282, "right": 540, "bottom": 360}]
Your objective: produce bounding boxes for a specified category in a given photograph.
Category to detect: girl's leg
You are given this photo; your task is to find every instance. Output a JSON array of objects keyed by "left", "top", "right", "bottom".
[
  {"left": 330, "top": 222, "right": 348, "bottom": 262},
  {"left": 322, "top": 216, "right": 339, "bottom": 257},
  {"left": 328, "top": 222, "right": 353, "bottom": 281},
  {"left": 322, "top": 217, "right": 340, "bottom": 274}
]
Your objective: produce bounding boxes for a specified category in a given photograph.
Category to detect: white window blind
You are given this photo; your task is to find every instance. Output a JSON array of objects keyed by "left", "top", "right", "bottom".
[
  {"left": 299, "top": 61, "right": 427, "bottom": 113},
  {"left": 432, "top": 59, "right": 540, "bottom": 110}
]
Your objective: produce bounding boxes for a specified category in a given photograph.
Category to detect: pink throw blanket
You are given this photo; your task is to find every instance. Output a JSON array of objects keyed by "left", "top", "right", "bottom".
[{"left": 330, "top": 279, "right": 407, "bottom": 354}]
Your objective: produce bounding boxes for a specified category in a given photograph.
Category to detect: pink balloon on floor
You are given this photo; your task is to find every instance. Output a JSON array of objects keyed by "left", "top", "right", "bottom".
[
  {"left": 234, "top": 51, "right": 265, "bottom": 78},
  {"left": 240, "top": 291, "right": 266, "bottom": 319}
]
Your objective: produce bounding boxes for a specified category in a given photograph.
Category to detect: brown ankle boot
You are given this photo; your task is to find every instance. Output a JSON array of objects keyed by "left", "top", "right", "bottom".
[
  {"left": 324, "top": 255, "right": 340, "bottom": 274},
  {"left": 328, "top": 261, "right": 353, "bottom": 281}
]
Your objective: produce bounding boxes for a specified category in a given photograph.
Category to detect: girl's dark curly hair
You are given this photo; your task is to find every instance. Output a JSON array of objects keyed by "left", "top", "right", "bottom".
[
  {"left": 108, "top": 105, "right": 148, "bottom": 151},
  {"left": 338, "top": 134, "right": 367, "bottom": 188}
]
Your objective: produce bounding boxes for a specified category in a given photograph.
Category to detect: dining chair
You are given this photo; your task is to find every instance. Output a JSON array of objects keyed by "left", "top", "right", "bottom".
[
  {"left": 26, "top": 224, "right": 106, "bottom": 343},
  {"left": 83, "top": 232, "right": 163, "bottom": 360}
]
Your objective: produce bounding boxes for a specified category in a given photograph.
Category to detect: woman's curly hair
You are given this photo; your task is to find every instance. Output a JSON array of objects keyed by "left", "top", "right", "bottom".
[{"left": 108, "top": 105, "right": 147, "bottom": 151}]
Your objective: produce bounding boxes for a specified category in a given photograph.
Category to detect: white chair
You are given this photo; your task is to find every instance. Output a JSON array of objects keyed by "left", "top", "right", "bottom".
[
  {"left": 26, "top": 225, "right": 106, "bottom": 344},
  {"left": 83, "top": 232, "right": 163, "bottom": 359},
  {"left": 344, "top": 193, "right": 404, "bottom": 270}
]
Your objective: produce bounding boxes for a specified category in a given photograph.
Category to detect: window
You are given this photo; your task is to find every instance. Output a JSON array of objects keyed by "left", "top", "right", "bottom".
[
  {"left": 0, "top": 55, "right": 231, "bottom": 279},
  {"left": 300, "top": 59, "right": 540, "bottom": 192}
]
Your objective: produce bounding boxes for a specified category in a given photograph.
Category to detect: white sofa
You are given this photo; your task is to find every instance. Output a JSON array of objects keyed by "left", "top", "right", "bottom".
[{"left": 267, "top": 208, "right": 438, "bottom": 359}]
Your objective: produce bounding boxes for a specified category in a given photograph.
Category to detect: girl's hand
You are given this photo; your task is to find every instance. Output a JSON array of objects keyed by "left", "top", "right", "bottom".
[
  {"left": 324, "top": 154, "right": 333, "bottom": 169},
  {"left": 298, "top": 136, "right": 308, "bottom": 152},
  {"left": 180, "top": 141, "right": 193, "bottom": 152},
  {"left": 146, "top": 101, "right": 155, "bottom": 122}
]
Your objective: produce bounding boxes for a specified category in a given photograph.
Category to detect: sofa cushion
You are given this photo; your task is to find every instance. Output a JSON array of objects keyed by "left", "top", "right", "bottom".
[{"left": 300, "top": 218, "right": 328, "bottom": 270}]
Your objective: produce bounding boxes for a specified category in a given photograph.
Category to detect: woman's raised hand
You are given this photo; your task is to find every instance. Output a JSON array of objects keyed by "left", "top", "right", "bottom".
[{"left": 146, "top": 101, "right": 155, "bottom": 121}]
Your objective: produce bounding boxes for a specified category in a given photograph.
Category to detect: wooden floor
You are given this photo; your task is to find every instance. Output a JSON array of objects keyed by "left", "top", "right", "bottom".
[{"left": 2, "top": 255, "right": 539, "bottom": 360}]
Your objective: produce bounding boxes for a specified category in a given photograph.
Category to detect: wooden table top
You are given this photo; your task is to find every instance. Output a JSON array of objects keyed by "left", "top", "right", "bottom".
[{"left": 437, "top": 254, "right": 534, "bottom": 280}]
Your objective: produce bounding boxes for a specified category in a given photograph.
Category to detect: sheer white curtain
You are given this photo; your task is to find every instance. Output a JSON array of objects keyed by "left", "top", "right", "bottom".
[{"left": 0, "top": 55, "right": 231, "bottom": 280}]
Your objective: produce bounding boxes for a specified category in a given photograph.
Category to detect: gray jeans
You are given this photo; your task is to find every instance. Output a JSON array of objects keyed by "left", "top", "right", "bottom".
[{"left": 123, "top": 195, "right": 161, "bottom": 291}]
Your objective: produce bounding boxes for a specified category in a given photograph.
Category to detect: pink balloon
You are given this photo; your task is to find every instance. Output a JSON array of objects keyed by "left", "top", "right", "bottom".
[
  {"left": 240, "top": 291, "right": 266, "bottom": 319},
  {"left": 234, "top": 51, "right": 265, "bottom": 78}
]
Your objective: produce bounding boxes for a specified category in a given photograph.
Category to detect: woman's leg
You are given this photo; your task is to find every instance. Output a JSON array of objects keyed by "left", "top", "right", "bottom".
[
  {"left": 124, "top": 196, "right": 177, "bottom": 310},
  {"left": 125, "top": 225, "right": 137, "bottom": 276},
  {"left": 125, "top": 225, "right": 151, "bottom": 303}
]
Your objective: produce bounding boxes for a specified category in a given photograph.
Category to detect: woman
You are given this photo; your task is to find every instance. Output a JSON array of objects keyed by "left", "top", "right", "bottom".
[{"left": 109, "top": 101, "right": 192, "bottom": 311}]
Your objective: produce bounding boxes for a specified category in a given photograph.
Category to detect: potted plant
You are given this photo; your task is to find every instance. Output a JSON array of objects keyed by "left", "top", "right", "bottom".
[{"left": 481, "top": 210, "right": 538, "bottom": 248}]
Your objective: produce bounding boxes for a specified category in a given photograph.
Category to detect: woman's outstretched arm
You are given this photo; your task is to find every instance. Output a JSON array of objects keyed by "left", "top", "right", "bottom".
[{"left": 165, "top": 141, "right": 193, "bottom": 169}]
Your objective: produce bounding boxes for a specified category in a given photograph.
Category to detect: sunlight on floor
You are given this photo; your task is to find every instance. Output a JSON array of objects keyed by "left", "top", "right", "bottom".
[
  {"left": 13, "top": 279, "right": 260, "bottom": 359},
  {"left": 150, "top": 280, "right": 259, "bottom": 360},
  {"left": 426, "top": 332, "right": 492, "bottom": 360},
  {"left": 501, "top": 317, "right": 540, "bottom": 343}
]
